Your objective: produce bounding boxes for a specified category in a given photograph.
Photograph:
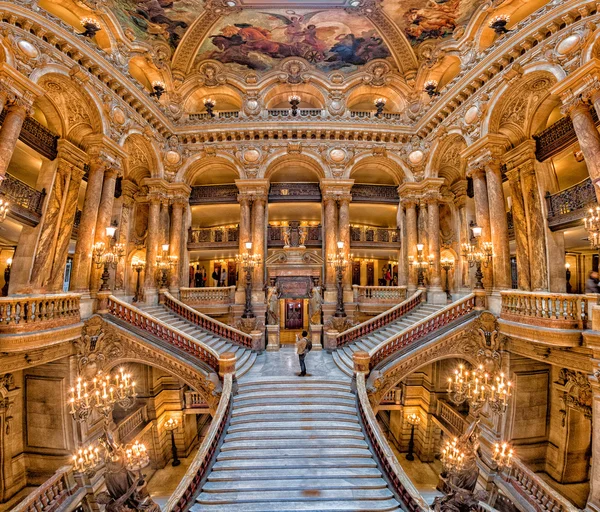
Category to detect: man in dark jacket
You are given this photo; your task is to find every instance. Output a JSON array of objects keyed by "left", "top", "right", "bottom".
[{"left": 296, "top": 330, "right": 309, "bottom": 376}]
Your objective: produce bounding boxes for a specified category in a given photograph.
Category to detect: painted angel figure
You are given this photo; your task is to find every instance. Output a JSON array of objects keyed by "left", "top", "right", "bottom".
[{"left": 262, "top": 11, "right": 324, "bottom": 43}]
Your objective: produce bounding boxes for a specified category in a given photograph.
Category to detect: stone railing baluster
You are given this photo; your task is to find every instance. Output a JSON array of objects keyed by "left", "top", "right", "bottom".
[{"left": 0, "top": 294, "right": 81, "bottom": 334}]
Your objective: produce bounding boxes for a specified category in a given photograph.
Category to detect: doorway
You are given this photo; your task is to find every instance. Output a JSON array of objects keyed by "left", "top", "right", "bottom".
[{"left": 285, "top": 299, "right": 304, "bottom": 330}]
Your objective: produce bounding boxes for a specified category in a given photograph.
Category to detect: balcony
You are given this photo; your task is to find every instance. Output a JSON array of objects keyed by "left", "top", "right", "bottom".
[
  {"left": 1, "top": 173, "right": 46, "bottom": 226},
  {"left": 268, "top": 223, "right": 322, "bottom": 248},
  {"left": 545, "top": 177, "right": 597, "bottom": 231},
  {"left": 353, "top": 285, "right": 407, "bottom": 314},
  {"left": 189, "top": 184, "right": 239, "bottom": 205},
  {"left": 179, "top": 286, "right": 235, "bottom": 316},
  {"left": 350, "top": 226, "right": 400, "bottom": 248},
  {"left": 188, "top": 226, "right": 239, "bottom": 249}
]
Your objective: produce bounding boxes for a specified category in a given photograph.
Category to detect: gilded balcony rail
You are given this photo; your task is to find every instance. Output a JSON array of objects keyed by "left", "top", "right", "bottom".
[
  {"left": 350, "top": 226, "right": 400, "bottom": 245},
  {"left": 189, "top": 185, "right": 239, "bottom": 205},
  {"left": 336, "top": 291, "right": 424, "bottom": 347},
  {"left": 353, "top": 285, "right": 407, "bottom": 304},
  {"left": 1, "top": 173, "right": 46, "bottom": 214},
  {"left": 0, "top": 293, "right": 81, "bottom": 334},
  {"left": 188, "top": 226, "right": 239, "bottom": 246},
  {"left": 188, "top": 111, "right": 240, "bottom": 121},
  {"left": 545, "top": 177, "right": 597, "bottom": 229},
  {"left": 163, "top": 292, "right": 253, "bottom": 349},
  {"left": 180, "top": 286, "right": 236, "bottom": 306},
  {"left": 107, "top": 296, "right": 220, "bottom": 373},
  {"left": 165, "top": 373, "right": 233, "bottom": 512},
  {"left": 500, "top": 291, "right": 589, "bottom": 329},
  {"left": 268, "top": 223, "right": 322, "bottom": 247},
  {"left": 12, "top": 465, "right": 80, "bottom": 512},
  {"left": 369, "top": 294, "right": 476, "bottom": 370},
  {"left": 356, "top": 372, "right": 429, "bottom": 512},
  {"left": 267, "top": 108, "right": 325, "bottom": 117}
]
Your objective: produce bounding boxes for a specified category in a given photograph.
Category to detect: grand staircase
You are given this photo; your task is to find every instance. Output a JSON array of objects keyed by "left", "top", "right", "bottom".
[
  {"left": 140, "top": 305, "right": 256, "bottom": 377},
  {"left": 192, "top": 375, "right": 402, "bottom": 511},
  {"left": 333, "top": 302, "right": 443, "bottom": 376}
]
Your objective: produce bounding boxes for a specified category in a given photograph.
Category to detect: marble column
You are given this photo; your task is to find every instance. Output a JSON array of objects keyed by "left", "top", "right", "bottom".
[
  {"left": 404, "top": 199, "right": 418, "bottom": 292},
  {"left": 485, "top": 161, "right": 511, "bottom": 290},
  {"left": 426, "top": 196, "right": 442, "bottom": 289},
  {"left": 506, "top": 168, "right": 531, "bottom": 291},
  {"left": 563, "top": 97, "right": 600, "bottom": 202},
  {"left": 520, "top": 161, "right": 548, "bottom": 291},
  {"left": 338, "top": 194, "right": 352, "bottom": 290},
  {"left": 418, "top": 201, "right": 429, "bottom": 257},
  {"left": 70, "top": 158, "right": 108, "bottom": 293},
  {"left": 144, "top": 195, "right": 162, "bottom": 300},
  {"left": 587, "top": 373, "right": 600, "bottom": 512},
  {"left": 324, "top": 195, "right": 338, "bottom": 290},
  {"left": 238, "top": 195, "right": 252, "bottom": 290},
  {"left": 251, "top": 196, "right": 266, "bottom": 291},
  {"left": 114, "top": 181, "right": 137, "bottom": 293},
  {"left": 90, "top": 169, "right": 119, "bottom": 293},
  {"left": 452, "top": 181, "right": 470, "bottom": 290},
  {"left": 0, "top": 99, "right": 29, "bottom": 179},
  {"left": 169, "top": 198, "right": 185, "bottom": 292},
  {"left": 470, "top": 167, "right": 493, "bottom": 288},
  {"left": 397, "top": 203, "right": 408, "bottom": 287}
]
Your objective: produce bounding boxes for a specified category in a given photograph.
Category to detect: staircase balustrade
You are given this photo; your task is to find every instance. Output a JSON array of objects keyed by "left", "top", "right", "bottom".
[
  {"left": 163, "top": 292, "right": 253, "bottom": 349},
  {"left": 435, "top": 400, "right": 469, "bottom": 436},
  {"left": 185, "top": 391, "right": 208, "bottom": 410},
  {"left": 336, "top": 291, "right": 424, "bottom": 348},
  {"left": 188, "top": 226, "right": 239, "bottom": 246},
  {"left": 369, "top": 294, "right": 476, "bottom": 370},
  {"left": 116, "top": 404, "right": 149, "bottom": 442},
  {"left": 0, "top": 293, "right": 80, "bottom": 333},
  {"left": 500, "top": 291, "right": 589, "bottom": 329},
  {"left": 179, "top": 286, "right": 235, "bottom": 306},
  {"left": 356, "top": 372, "right": 430, "bottom": 512},
  {"left": 353, "top": 285, "right": 407, "bottom": 304},
  {"left": 107, "top": 296, "right": 220, "bottom": 372},
  {"left": 165, "top": 373, "right": 233, "bottom": 512},
  {"left": 13, "top": 465, "right": 79, "bottom": 512},
  {"left": 503, "top": 458, "right": 579, "bottom": 512}
]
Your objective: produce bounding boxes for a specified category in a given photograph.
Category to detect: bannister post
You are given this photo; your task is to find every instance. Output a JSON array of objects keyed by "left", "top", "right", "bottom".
[
  {"left": 474, "top": 288, "right": 487, "bottom": 311},
  {"left": 218, "top": 352, "right": 236, "bottom": 379},
  {"left": 324, "top": 329, "right": 338, "bottom": 352},
  {"left": 250, "top": 329, "right": 265, "bottom": 352}
]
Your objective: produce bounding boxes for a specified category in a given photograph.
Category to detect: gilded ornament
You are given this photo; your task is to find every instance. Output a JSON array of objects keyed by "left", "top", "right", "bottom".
[
  {"left": 408, "top": 150, "right": 424, "bottom": 165},
  {"left": 16, "top": 39, "right": 39, "bottom": 59},
  {"left": 329, "top": 149, "right": 346, "bottom": 163}
]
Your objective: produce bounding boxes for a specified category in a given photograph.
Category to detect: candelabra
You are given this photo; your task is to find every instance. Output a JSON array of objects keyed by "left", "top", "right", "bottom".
[
  {"left": 424, "top": 79, "right": 440, "bottom": 97},
  {"left": 0, "top": 196, "right": 10, "bottom": 222},
  {"left": 125, "top": 440, "right": 150, "bottom": 472},
  {"left": 408, "top": 243, "right": 433, "bottom": 288},
  {"left": 447, "top": 363, "right": 512, "bottom": 416},
  {"left": 441, "top": 257, "right": 454, "bottom": 300},
  {"left": 406, "top": 413, "right": 420, "bottom": 461},
  {"left": 565, "top": 263, "right": 572, "bottom": 293},
  {"left": 1, "top": 257, "right": 11, "bottom": 297},
  {"left": 374, "top": 97, "right": 387, "bottom": 118},
  {"left": 80, "top": 17, "right": 101, "bottom": 38},
  {"left": 150, "top": 80, "right": 165, "bottom": 99},
  {"left": 164, "top": 417, "right": 181, "bottom": 467},
  {"left": 289, "top": 95, "right": 301, "bottom": 116},
  {"left": 236, "top": 241, "right": 261, "bottom": 319},
  {"left": 203, "top": 97, "right": 216, "bottom": 117},
  {"left": 131, "top": 257, "right": 146, "bottom": 302},
  {"left": 72, "top": 445, "right": 101, "bottom": 474},
  {"left": 440, "top": 437, "right": 465, "bottom": 474},
  {"left": 328, "top": 241, "right": 350, "bottom": 317},
  {"left": 156, "top": 244, "right": 177, "bottom": 289},
  {"left": 93, "top": 226, "right": 125, "bottom": 291},
  {"left": 462, "top": 223, "right": 492, "bottom": 290},
  {"left": 489, "top": 14, "right": 510, "bottom": 34},
  {"left": 492, "top": 442, "right": 514, "bottom": 471}
]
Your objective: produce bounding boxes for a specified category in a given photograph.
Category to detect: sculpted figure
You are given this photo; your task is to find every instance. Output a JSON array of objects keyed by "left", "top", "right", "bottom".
[
  {"left": 266, "top": 284, "right": 279, "bottom": 325},
  {"left": 309, "top": 286, "right": 322, "bottom": 325},
  {"left": 299, "top": 226, "right": 308, "bottom": 247},
  {"left": 283, "top": 226, "right": 291, "bottom": 247}
]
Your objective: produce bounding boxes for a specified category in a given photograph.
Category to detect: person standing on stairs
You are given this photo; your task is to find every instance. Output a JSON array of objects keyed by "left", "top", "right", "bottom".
[{"left": 295, "top": 330, "right": 311, "bottom": 376}]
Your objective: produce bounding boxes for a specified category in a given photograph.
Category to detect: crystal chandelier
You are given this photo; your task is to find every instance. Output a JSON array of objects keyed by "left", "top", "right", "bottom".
[
  {"left": 492, "top": 442, "right": 514, "bottom": 470},
  {"left": 447, "top": 364, "right": 512, "bottom": 415},
  {"left": 125, "top": 440, "right": 150, "bottom": 471},
  {"left": 440, "top": 438, "right": 465, "bottom": 474}
]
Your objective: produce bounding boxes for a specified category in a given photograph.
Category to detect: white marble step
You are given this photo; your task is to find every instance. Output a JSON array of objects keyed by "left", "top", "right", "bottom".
[
  {"left": 207, "top": 467, "right": 383, "bottom": 481},
  {"left": 235, "top": 389, "right": 354, "bottom": 400},
  {"left": 202, "top": 478, "right": 387, "bottom": 492},
  {"left": 231, "top": 404, "right": 357, "bottom": 417},
  {"left": 233, "top": 395, "right": 356, "bottom": 407},
  {"left": 191, "top": 498, "right": 401, "bottom": 511},
  {"left": 227, "top": 420, "right": 361, "bottom": 433},
  {"left": 230, "top": 412, "right": 359, "bottom": 425},
  {"left": 216, "top": 447, "right": 374, "bottom": 461},
  {"left": 225, "top": 429, "right": 365, "bottom": 441},
  {"left": 196, "top": 488, "right": 395, "bottom": 504},
  {"left": 211, "top": 458, "right": 378, "bottom": 471},
  {"left": 220, "top": 438, "right": 369, "bottom": 451}
]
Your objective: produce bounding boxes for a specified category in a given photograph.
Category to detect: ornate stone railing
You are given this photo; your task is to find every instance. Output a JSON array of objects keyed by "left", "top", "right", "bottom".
[
  {"left": 353, "top": 285, "right": 407, "bottom": 304},
  {"left": 269, "top": 182, "right": 322, "bottom": 202},
  {"left": 349, "top": 111, "right": 404, "bottom": 121},
  {"left": 268, "top": 223, "right": 322, "bottom": 246},
  {"left": 189, "top": 111, "right": 240, "bottom": 121},
  {"left": 107, "top": 296, "right": 220, "bottom": 373},
  {"left": 369, "top": 294, "right": 476, "bottom": 370},
  {"left": 380, "top": 387, "right": 401, "bottom": 405},
  {"left": 185, "top": 391, "right": 208, "bottom": 410},
  {"left": 0, "top": 109, "right": 58, "bottom": 161},
  {"left": 188, "top": 226, "right": 239, "bottom": 246},
  {"left": 189, "top": 184, "right": 239, "bottom": 205},
  {"left": 116, "top": 404, "right": 149, "bottom": 442},
  {"left": 356, "top": 372, "right": 429, "bottom": 512},
  {"left": 336, "top": 291, "right": 424, "bottom": 348},
  {"left": 267, "top": 108, "right": 325, "bottom": 118},
  {"left": 0, "top": 294, "right": 80, "bottom": 334},
  {"left": 165, "top": 372, "right": 233, "bottom": 512},
  {"left": 545, "top": 177, "right": 597, "bottom": 229},
  {"left": 350, "top": 226, "right": 400, "bottom": 245},
  {"left": 502, "top": 458, "right": 579, "bottom": 512},
  {"left": 351, "top": 184, "right": 399, "bottom": 204},
  {"left": 1, "top": 173, "right": 46, "bottom": 216},
  {"left": 435, "top": 400, "right": 469, "bottom": 437},
  {"left": 500, "top": 291, "right": 589, "bottom": 330},
  {"left": 163, "top": 292, "right": 253, "bottom": 349},
  {"left": 180, "top": 286, "right": 235, "bottom": 306},
  {"left": 13, "top": 465, "right": 80, "bottom": 512}
]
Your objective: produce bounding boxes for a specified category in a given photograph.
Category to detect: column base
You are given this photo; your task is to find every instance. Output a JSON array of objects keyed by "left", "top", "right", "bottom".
[
  {"left": 79, "top": 293, "right": 95, "bottom": 319},
  {"left": 309, "top": 323, "right": 323, "bottom": 351},
  {"left": 487, "top": 290, "right": 503, "bottom": 314},
  {"left": 266, "top": 324, "right": 280, "bottom": 351},
  {"left": 427, "top": 287, "right": 448, "bottom": 305},
  {"left": 144, "top": 287, "right": 159, "bottom": 306}
]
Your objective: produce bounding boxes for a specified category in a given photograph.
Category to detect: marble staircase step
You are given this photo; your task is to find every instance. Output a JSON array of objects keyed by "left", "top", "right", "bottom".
[
  {"left": 207, "top": 467, "right": 383, "bottom": 481},
  {"left": 211, "top": 457, "right": 378, "bottom": 471},
  {"left": 190, "top": 498, "right": 402, "bottom": 511},
  {"left": 235, "top": 389, "right": 354, "bottom": 400},
  {"left": 231, "top": 404, "right": 357, "bottom": 417},
  {"left": 202, "top": 477, "right": 387, "bottom": 492},
  {"left": 233, "top": 395, "right": 356, "bottom": 408},
  {"left": 216, "top": 447, "right": 374, "bottom": 461},
  {"left": 230, "top": 412, "right": 358, "bottom": 425},
  {"left": 195, "top": 488, "right": 395, "bottom": 504},
  {"left": 220, "top": 438, "right": 369, "bottom": 451},
  {"left": 224, "top": 429, "right": 365, "bottom": 441},
  {"left": 227, "top": 419, "right": 361, "bottom": 433}
]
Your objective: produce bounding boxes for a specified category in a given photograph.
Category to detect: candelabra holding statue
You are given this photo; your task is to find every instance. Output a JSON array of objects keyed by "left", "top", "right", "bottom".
[
  {"left": 408, "top": 243, "right": 433, "bottom": 288},
  {"left": 156, "top": 243, "right": 177, "bottom": 290},
  {"left": 462, "top": 222, "right": 493, "bottom": 290},
  {"left": 236, "top": 241, "right": 261, "bottom": 319},
  {"left": 327, "top": 241, "right": 349, "bottom": 318},
  {"left": 93, "top": 225, "right": 125, "bottom": 292}
]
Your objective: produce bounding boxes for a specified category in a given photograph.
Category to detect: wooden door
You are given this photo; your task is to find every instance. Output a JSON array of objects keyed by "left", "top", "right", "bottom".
[
  {"left": 285, "top": 299, "right": 304, "bottom": 329},
  {"left": 366, "top": 261, "right": 374, "bottom": 286},
  {"left": 227, "top": 261, "right": 237, "bottom": 286},
  {"left": 352, "top": 261, "right": 361, "bottom": 285}
]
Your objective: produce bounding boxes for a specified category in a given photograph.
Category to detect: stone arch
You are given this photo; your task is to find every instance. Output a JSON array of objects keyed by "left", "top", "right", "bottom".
[
  {"left": 351, "top": 153, "right": 413, "bottom": 183},
  {"left": 178, "top": 154, "right": 242, "bottom": 185},
  {"left": 263, "top": 82, "right": 326, "bottom": 110},
  {"left": 429, "top": 134, "right": 467, "bottom": 186},
  {"left": 122, "top": 132, "right": 162, "bottom": 183},
  {"left": 264, "top": 152, "right": 326, "bottom": 182}
]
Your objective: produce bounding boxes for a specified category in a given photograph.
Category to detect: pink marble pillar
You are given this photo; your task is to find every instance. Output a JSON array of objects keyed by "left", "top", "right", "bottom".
[
  {"left": 144, "top": 195, "right": 162, "bottom": 296},
  {"left": 71, "top": 159, "right": 108, "bottom": 293},
  {"left": 338, "top": 195, "right": 352, "bottom": 290},
  {"left": 169, "top": 199, "right": 185, "bottom": 292},
  {"left": 506, "top": 169, "right": 531, "bottom": 291},
  {"left": 520, "top": 161, "right": 549, "bottom": 291},
  {"left": 426, "top": 197, "right": 442, "bottom": 288},
  {"left": 397, "top": 203, "right": 407, "bottom": 287},
  {"left": 251, "top": 196, "right": 266, "bottom": 291},
  {"left": 452, "top": 181, "right": 470, "bottom": 290},
  {"left": 403, "top": 199, "right": 418, "bottom": 291},
  {"left": 0, "top": 99, "right": 29, "bottom": 178},
  {"left": 238, "top": 195, "right": 251, "bottom": 290},
  {"left": 324, "top": 196, "right": 338, "bottom": 289},
  {"left": 586, "top": 374, "right": 600, "bottom": 512},
  {"left": 485, "top": 162, "right": 511, "bottom": 290},
  {"left": 470, "top": 167, "right": 493, "bottom": 288}
]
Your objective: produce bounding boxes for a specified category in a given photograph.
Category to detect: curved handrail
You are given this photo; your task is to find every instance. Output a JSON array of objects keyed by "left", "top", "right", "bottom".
[
  {"left": 165, "top": 373, "right": 233, "bottom": 512},
  {"left": 12, "top": 465, "right": 79, "bottom": 512},
  {"left": 369, "top": 294, "right": 476, "bottom": 370},
  {"left": 107, "top": 296, "right": 220, "bottom": 373},
  {"left": 356, "top": 372, "right": 430, "bottom": 512},
  {"left": 164, "top": 292, "right": 252, "bottom": 348},
  {"left": 336, "top": 291, "right": 424, "bottom": 347},
  {"left": 0, "top": 293, "right": 81, "bottom": 333}
]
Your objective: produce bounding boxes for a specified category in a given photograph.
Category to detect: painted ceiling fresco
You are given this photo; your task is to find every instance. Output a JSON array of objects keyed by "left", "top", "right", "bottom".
[
  {"left": 108, "top": 0, "right": 204, "bottom": 48},
  {"left": 382, "top": 0, "right": 483, "bottom": 45},
  {"left": 194, "top": 9, "right": 392, "bottom": 72}
]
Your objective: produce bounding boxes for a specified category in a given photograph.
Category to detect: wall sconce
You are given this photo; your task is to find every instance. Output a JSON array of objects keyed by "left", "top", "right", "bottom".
[
  {"left": 80, "top": 17, "right": 101, "bottom": 38},
  {"left": 150, "top": 80, "right": 166, "bottom": 99},
  {"left": 424, "top": 80, "right": 440, "bottom": 97},
  {"left": 489, "top": 14, "right": 511, "bottom": 34}
]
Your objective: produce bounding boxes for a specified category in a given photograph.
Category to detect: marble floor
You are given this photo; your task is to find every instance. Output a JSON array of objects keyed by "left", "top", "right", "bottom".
[
  {"left": 147, "top": 449, "right": 198, "bottom": 509},
  {"left": 243, "top": 345, "right": 350, "bottom": 381}
]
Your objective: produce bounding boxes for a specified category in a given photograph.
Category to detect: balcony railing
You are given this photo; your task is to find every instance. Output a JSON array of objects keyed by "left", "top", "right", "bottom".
[
  {"left": 0, "top": 110, "right": 58, "bottom": 160},
  {"left": 180, "top": 286, "right": 235, "bottom": 307},
  {"left": 351, "top": 184, "right": 399, "bottom": 204},
  {"left": 0, "top": 293, "right": 81, "bottom": 334},
  {"left": 13, "top": 465, "right": 80, "bottom": 512},
  {"left": 350, "top": 226, "right": 400, "bottom": 245},
  {"left": 184, "top": 390, "right": 208, "bottom": 410},
  {"left": 349, "top": 111, "right": 404, "bottom": 121},
  {"left": 380, "top": 387, "right": 401, "bottom": 405},
  {"left": 188, "top": 226, "right": 239, "bottom": 247},
  {"left": 267, "top": 108, "right": 325, "bottom": 118},
  {"left": 435, "top": 400, "right": 469, "bottom": 437},
  {"left": 189, "top": 184, "right": 238, "bottom": 205},
  {"left": 353, "top": 285, "right": 407, "bottom": 305},
  {"left": 116, "top": 404, "right": 149, "bottom": 443},
  {"left": 500, "top": 291, "right": 589, "bottom": 330},
  {"left": 0, "top": 173, "right": 46, "bottom": 226},
  {"left": 268, "top": 223, "right": 322, "bottom": 247},
  {"left": 545, "top": 177, "right": 597, "bottom": 230},
  {"left": 189, "top": 111, "right": 240, "bottom": 121}
]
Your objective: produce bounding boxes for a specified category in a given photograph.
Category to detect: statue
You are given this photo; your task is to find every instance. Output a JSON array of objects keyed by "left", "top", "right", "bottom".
[
  {"left": 309, "top": 286, "right": 322, "bottom": 325},
  {"left": 283, "top": 226, "right": 291, "bottom": 247},
  {"left": 299, "top": 226, "right": 308, "bottom": 247},
  {"left": 266, "top": 283, "right": 279, "bottom": 325}
]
